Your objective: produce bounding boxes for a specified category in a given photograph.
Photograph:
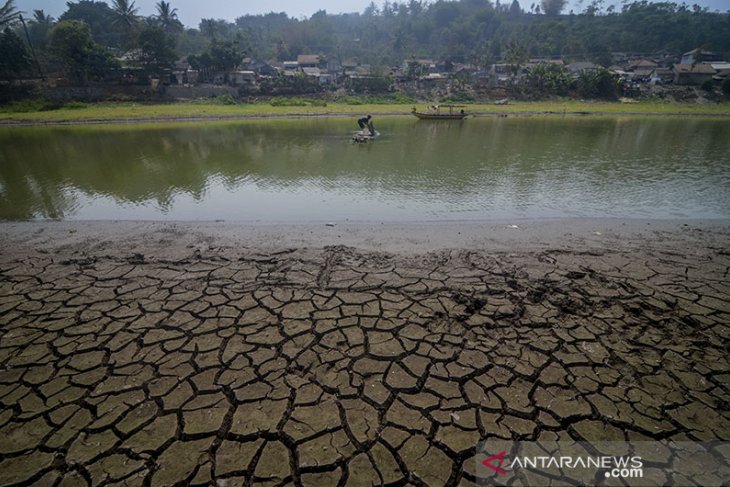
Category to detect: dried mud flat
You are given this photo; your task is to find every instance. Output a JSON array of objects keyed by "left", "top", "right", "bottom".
[{"left": 0, "top": 221, "right": 728, "bottom": 487}]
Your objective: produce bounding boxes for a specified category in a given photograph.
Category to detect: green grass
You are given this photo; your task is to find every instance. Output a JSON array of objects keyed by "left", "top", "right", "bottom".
[
  {"left": 333, "top": 94, "right": 418, "bottom": 105},
  {"left": 481, "top": 99, "right": 730, "bottom": 115},
  {"left": 0, "top": 99, "right": 90, "bottom": 113},
  {"left": 269, "top": 97, "right": 328, "bottom": 107},
  {"left": 0, "top": 98, "right": 728, "bottom": 124}
]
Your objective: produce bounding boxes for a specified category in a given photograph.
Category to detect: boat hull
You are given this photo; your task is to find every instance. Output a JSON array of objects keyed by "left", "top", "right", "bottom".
[{"left": 412, "top": 112, "right": 467, "bottom": 120}]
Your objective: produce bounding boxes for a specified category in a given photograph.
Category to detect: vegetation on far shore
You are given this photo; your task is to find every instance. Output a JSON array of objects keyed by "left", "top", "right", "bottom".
[
  {"left": 2, "top": 0, "right": 729, "bottom": 85},
  {"left": 1, "top": 98, "right": 729, "bottom": 124}
]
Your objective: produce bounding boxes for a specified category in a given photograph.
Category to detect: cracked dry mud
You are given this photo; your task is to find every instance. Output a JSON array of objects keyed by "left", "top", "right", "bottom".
[{"left": 0, "top": 240, "right": 729, "bottom": 486}]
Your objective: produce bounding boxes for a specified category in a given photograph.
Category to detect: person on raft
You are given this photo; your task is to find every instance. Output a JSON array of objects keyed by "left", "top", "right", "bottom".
[{"left": 357, "top": 115, "right": 375, "bottom": 136}]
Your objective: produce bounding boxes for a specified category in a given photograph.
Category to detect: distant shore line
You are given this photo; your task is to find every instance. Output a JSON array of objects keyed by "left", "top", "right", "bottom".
[{"left": 2, "top": 101, "right": 730, "bottom": 127}]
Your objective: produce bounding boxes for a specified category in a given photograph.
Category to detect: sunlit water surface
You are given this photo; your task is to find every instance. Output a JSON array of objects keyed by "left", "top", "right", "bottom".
[{"left": 1, "top": 116, "right": 729, "bottom": 221}]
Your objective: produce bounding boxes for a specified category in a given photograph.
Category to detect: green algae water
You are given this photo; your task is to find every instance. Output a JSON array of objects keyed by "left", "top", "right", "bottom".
[{"left": 1, "top": 116, "right": 729, "bottom": 221}]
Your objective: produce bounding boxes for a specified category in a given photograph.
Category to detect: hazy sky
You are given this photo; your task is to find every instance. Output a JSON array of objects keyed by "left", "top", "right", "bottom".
[{"left": 14, "top": 0, "right": 730, "bottom": 28}]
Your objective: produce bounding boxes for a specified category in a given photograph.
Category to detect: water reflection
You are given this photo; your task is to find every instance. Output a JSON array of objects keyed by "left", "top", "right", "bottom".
[{"left": 0, "top": 117, "right": 728, "bottom": 220}]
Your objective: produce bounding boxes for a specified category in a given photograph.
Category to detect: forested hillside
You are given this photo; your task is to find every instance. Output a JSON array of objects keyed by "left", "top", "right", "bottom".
[
  {"left": 1, "top": 0, "right": 729, "bottom": 99},
  {"left": 226, "top": 1, "right": 730, "bottom": 66}
]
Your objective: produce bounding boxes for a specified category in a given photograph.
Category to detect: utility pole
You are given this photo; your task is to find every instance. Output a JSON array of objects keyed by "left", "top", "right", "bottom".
[{"left": 19, "top": 14, "right": 45, "bottom": 81}]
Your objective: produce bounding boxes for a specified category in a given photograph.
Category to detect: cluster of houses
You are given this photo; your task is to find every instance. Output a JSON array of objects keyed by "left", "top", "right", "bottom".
[
  {"left": 163, "top": 49, "right": 730, "bottom": 94},
  {"left": 609, "top": 50, "right": 730, "bottom": 86},
  {"left": 170, "top": 54, "right": 380, "bottom": 89},
  {"left": 468, "top": 50, "right": 730, "bottom": 88}
]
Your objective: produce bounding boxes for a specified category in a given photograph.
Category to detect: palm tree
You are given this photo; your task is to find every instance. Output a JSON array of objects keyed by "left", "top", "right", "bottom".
[
  {"left": 156, "top": 1, "right": 179, "bottom": 32},
  {"left": 111, "top": 0, "right": 139, "bottom": 47},
  {"left": 540, "top": 0, "right": 566, "bottom": 16},
  {"left": 111, "top": 0, "right": 139, "bottom": 27},
  {"left": 31, "top": 9, "right": 53, "bottom": 26},
  {"left": 199, "top": 18, "right": 219, "bottom": 40},
  {"left": 0, "top": 0, "right": 20, "bottom": 28},
  {"left": 27, "top": 9, "right": 54, "bottom": 50}
]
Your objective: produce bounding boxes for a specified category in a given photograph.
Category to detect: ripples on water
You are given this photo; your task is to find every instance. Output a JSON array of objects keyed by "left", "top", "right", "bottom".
[{"left": 0, "top": 117, "right": 728, "bottom": 221}]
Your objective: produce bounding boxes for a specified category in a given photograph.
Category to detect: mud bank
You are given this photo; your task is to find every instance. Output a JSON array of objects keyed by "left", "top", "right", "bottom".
[{"left": 0, "top": 220, "right": 728, "bottom": 486}]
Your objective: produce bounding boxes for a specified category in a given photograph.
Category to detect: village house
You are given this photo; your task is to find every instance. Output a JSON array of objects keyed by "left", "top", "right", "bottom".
[
  {"left": 230, "top": 70, "right": 256, "bottom": 87},
  {"left": 673, "top": 63, "right": 716, "bottom": 85},
  {"left": 710, "top": 62, "right": 730, "bottom": 73},
  {"left": 302, "top": 66, "right": 334, "bottom": 85},
  {"left": 526, "top": 58, "right": 565, "bottom": 70},
  {"left": 608, "top": 65, "right": 629, "bottom": 78},
  {"left": 297, "top": 55, "right": 322, "bottom": 69},
  {"left": 624, "top": 59, "right": 658, "bottom": 79},
  {"left": 714, "top": 68, "right": 730, "bottom": 83},
  {"left": 566, "top": 61, "right": 600, "bottom": 75},
  {"left": 301, "top": 67, "right": 320, "bottom": 78},
  {"left": 171, "top": 58, "right": 197, "bottom": 85},
  {"left": 346, "top": 64, "right": 372, "bottom": 78},
  {"left": 488, "top": 63, "right": 514, "bottom": 86},
  {"left": 417, "top": 72, "right": 448, "bottom": 89},
  {"left": 649, "top": 67, "right": 674, "bottom": 85},
  {"left": 275, "top": 55, "right": 339, "bottom": 84},
  {"left": 681, "top": 49, "right": 723, "bottom": 65},
  {"left": 402, "top": 59, "right": 438, "bottom": 75},
  {"left": 339, "top": 59, "right": 355, "bottom": 70},
  {"left": 240, "top": 58, "right": 278, "bottom": 77}
]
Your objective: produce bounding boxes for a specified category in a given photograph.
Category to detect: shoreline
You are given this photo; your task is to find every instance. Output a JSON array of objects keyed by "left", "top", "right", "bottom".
[
  {"left": 2, "top": 104, "right": 730, "bottom": 128},
  {"left": 3, "top": 218, "right": 729, "bottom": 256}
]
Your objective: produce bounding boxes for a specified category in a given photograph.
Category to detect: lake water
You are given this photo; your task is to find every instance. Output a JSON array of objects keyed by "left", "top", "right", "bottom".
[{"left": 1, "top": 116, "right": 729, "bottom": 221}]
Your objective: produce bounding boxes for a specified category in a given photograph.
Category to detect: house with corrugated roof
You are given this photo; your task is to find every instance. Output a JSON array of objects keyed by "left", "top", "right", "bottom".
[
  {"left": 681, "top": 49, "right": 723, "bottom": 65},
  {"left": 566, "top": 61, "right": 600, "bottom": 74},
  {"left": 673, "top": 63, "right": 716, "bottom": 85},
  {"left": 625, "top": 59, "right": 658, "bottom": 78},
  {"left": 297, "top": 55, "right": 321, "bottom": 68}
]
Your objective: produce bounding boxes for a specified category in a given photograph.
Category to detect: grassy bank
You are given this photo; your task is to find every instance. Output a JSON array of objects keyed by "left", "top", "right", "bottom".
[{"left": 1, "top": 98, "right": 729, "bottom": 124}]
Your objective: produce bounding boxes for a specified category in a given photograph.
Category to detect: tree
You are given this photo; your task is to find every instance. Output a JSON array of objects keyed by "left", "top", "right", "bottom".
[
  {"left": 575, "top": 68, "right": 618, "bottom": 100},
  {"left": 541, "top": 0, "right": 567, "bottom": 16},
  {"left": 32, "top": 9, "right": 51, "bottom": 24},
  {"left": 0, "top": 27, "right": 30, "bottom": 79},
  {"left": 155, "top": 1, "right": 181, "bottom": 33},
  {"left": 48, "top": 20, "right": 118, "bottom": 84},
  {"left": 504, "top": 39, "right": 528, "bottom": 76},
  {"left": 28, "top": 10, "right": 54, "bottom": 50},
  {"left": 582, "top": 0, "right": 605, "bottom": 16},
  {"left": 0, "top": 0, "right": 19, "bottom": 28},
  {"left": 208, "top": 39, "right": 243, "bottom": 71},
  {"left": 523, "top": 62, "right": 571, "bottom": 97},
  {"left": 199, "top": 18, "right": 229, "bottom": 40},
  {"left": 722, "top": 78, "right": 730, "bottom": 98},
  {"left": 364, "top": 2, "right": 379, "bottom": 17},
  {"left": 110, "top": 0, "right": 139, "bottom": 48},
  {"left": 60, "top": 1, "right": 119, "bottom": 48},
  {"left": 187, "top": 38, "right": 243, "bottom": 81},
  {"left": 405, "top": 60, "right": 426, "bottom": 80},
  {"left": 408, "top": 0, "right": 423, "bottom": 17},
  {"left": 136, "top": 25, "right": 177, "bottom": 75}
]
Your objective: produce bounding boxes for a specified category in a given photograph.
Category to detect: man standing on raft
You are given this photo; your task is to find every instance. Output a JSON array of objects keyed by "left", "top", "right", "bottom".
[{"left": 357, "top": 114, "right": 375, "bottom": 136}]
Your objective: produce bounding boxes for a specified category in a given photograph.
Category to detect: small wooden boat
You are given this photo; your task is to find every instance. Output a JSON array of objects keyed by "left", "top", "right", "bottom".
[{"left": 411, "top": 104, "right": 468, "bottom": 120}]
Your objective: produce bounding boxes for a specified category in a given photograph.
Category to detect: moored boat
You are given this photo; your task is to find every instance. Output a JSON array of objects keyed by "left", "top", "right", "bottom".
[{"left": 411, "top": 104, "right": 468, "bottom": 120}]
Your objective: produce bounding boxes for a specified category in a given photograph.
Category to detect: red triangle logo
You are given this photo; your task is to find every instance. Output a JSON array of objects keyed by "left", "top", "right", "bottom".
[{"left": 482, "top": 450, "right": 508, "bottom": 475}]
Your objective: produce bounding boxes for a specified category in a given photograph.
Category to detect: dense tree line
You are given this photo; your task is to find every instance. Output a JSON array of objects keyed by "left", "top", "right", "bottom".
[
  {"left": 1, "top": 0, "right": 729, "bottom": 84},
  {"left": 211, "top": 0, "right": 730, "bottom": 66}
]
